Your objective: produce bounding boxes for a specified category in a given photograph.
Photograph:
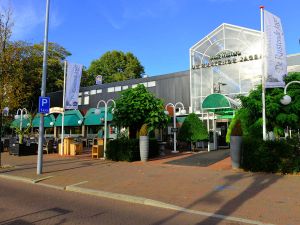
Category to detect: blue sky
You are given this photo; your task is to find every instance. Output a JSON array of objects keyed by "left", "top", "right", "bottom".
[{"left": 1, "top": 0, "right": 299, "bottom": 76}]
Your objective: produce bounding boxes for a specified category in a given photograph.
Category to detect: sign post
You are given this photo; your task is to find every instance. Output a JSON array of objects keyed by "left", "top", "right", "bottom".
[{"left": 38, "top": 97, "right": 50, "bottom": 114}]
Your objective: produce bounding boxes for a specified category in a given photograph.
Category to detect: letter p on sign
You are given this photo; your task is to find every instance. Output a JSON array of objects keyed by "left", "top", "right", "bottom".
[{"left": 39, "top": 97, "right": 50, "bottom": 114}]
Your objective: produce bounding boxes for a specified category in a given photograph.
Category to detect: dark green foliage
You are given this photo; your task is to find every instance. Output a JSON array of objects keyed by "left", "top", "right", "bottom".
[
  {"left": 227, "top": 73, "right": 300, "bottom": 140},
  {"left": 178, "top": 113, "right": 208, "bottom": 143},
  {"left": 88, "top": 50, "right": 144, "bottom": 83},
  {"left": 106, "top": 138, "right": 139, "bottom": 162},
  {"left": 113, "top": 84, "right": 169, "bottom": 138},
  {"left": 106, "top": 138, "right": 159, "bottom": 161},
  {"left": 241, "top": 136, "right": 300, "bottom": 174}
]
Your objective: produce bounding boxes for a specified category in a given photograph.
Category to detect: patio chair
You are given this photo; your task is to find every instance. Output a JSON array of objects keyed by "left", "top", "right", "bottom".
[{"left": 43, "top": 139, "right": 54, "bottom": 154}]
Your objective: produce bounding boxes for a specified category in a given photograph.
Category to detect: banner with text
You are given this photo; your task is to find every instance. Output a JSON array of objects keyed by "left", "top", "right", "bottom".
[
  {"left": 264, "top": 10, "right": 287, "bottom": 88},
  {"left": 65, "top": 62, "right": 83, "bottom": 109}
]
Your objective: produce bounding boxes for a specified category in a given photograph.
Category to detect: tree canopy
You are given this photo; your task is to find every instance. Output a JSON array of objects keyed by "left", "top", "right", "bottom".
[
  {"left": 177, "top": 113, "right": 208, "bottom": 147},
  {"left": 88, "top": 50, "right": 145, "bottom": 84},
  {"left": 227, "top": 72, "right": 300, "bottom": 140},
  {"left": 113, "top": 84, "right": 169, "bottom": 138},
  {"left": 0, "top": 7, "right": 72, "bottom": 112}
]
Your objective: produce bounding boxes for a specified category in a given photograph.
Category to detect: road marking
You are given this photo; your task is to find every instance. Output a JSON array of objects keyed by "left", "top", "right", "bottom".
[
  {"left": 0, "top": 174, "right": 33, "bottom": 183},
  {"left": 36, "top": 182, "right": 65, "bottom": 190},
  {"left": 32, "top": 176, "right": 54, "bottom": 183},
  {"left": 66, "top": 185, "right": 275, "bottom": 225},
  {"left": 66, "top": 181, "right": 88, "bottom": 187}
]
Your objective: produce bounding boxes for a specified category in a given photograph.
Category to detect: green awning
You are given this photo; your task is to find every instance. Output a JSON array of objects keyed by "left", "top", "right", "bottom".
[
  {"left": 54, "top": 110, "right": 84, "bottom": 126},
  {"left": 202, "top": 93, "right": 240, "bottom": 112},
  {"left": 32, "top": 113, "right": 55, "bottom": 128},
  {"left": 176, "top": 117, "right": 186, "bottom": 123},
  {"left": 11, "top": 116, "right": 32, "bottom": 129},
  {"left": 217, "top": 114, "right": 234, "bottom": 119},
  {"left": 84, "top": 107, "right": 113, "bottom": 126}
]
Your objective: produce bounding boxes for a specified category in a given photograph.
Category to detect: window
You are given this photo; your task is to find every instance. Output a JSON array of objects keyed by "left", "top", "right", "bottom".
[
  {"left": 132, "top": 84, "right": 138, "bottom": 88},
  {"left": 141, "top": 82, "right": 148, "bottom": 87},
  {"left": 107, "top": 87, "right": 114, "bottom": 93},
  {"left": 78, "top": 92, "right": 82, "bottom": 96},
  {"left": 147, "top": 81, "right": 156, "bottom": 87},
  {"left": 84, "top": 91, "right": 89, "bottom": 95},
  {"left": 78, "top": 97, "right": 82, "bottom": 105},
  {"left": 90, "top": 90, "right": 96, "bottom": 95},
  {"left": 96, "top": 89, "right": 102, "bottom": 94},
  {"left": 122, "top": 85, "right": 128, "bottom": 90},
  {"left": 115, "top": 86, "right": 121, "bottom": 92},
  {"left": 84, "top": 96, "right": 89, "bottom": 105}
]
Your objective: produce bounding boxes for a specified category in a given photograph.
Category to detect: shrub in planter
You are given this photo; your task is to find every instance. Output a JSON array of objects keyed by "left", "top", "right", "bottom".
[{"left": 230, "top": 120, "right": 243, "bottom": 168}]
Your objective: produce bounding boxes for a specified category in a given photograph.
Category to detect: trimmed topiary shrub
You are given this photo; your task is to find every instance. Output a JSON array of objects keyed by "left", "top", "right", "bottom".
[
  {"left": 106, "top": 138, "right": 159, "bottom": 161},
  {"left": 177, "top": 113, "right": 208, "bottom": 151}
]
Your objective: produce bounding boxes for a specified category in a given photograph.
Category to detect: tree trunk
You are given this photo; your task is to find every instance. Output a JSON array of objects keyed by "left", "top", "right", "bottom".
[{"left": 129, "top": 126, "right": 138, "bottom": 139}]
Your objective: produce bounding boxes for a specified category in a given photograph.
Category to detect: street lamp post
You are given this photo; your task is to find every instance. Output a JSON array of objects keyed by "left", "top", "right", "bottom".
[
  {"left": 280, "top": 81, "right": 300, "bottom": 105},
  {"left": 165, "top": 102, "right": 186, "bottom": 153},
  {"left": 95, "top": 99, "right": 116, "bottom": 158},
  {"left": 15, "top": 108, "right": 29, "bottom": 132},
  {"left": 15, "top": 108, "right": 29, "bottom": 145}
]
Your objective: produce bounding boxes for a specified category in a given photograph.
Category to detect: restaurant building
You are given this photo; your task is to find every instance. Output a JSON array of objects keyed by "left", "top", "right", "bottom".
[{"left": 47, "top": 23, "right": 300, "bottom": 149}]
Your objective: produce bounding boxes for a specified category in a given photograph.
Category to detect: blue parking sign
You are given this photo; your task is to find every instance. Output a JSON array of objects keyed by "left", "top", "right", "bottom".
[{"left": 39, "top": 97, "right": 50, "bottom": 114}]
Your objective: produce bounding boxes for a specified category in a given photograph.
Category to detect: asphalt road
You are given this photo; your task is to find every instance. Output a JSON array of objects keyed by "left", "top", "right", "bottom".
[{"left": 0, "top": 179, "right": 249, "bottom": 225}]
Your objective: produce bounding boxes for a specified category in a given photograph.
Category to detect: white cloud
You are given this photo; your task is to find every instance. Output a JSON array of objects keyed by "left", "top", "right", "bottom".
[
  {"left": 99, "top": 0, "right": 182, "bottom": 30},
  {"left": 0, "top": 0, "right": 61, "bottom": 41}
]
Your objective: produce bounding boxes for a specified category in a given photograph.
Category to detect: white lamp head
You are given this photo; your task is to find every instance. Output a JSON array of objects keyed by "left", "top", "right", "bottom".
[
  {"left": 27, "top": 123, "right": 30, "bottom": 127},
  {"left": 181, "top": 109, "right": 187, "bottom": 114},
  {"left": 164, "top": 110, "right": 169, "bottom": 115},
  {"left": 50, "top": 121, "right": 54, "bottom": 126},
  {"left": 78, "top": 120, "right": 82, "bottom": 125},
  {"left": 94, "top": 108, "right": 101, "bottom": 115},
  {"left": 15, "top": 115, "right": 19, "bottom": 120},
  {"left": 23, "top": 114, "right": 29, "bottom": 119},
  {"left": 111, "top": 108, "right": 115, "bottom": 114},
  {"left": 280, "top": 95, "right": 292, "bottom": 105}
]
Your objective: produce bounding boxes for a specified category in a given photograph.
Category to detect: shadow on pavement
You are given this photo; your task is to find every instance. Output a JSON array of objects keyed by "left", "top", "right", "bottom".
[
  {"left": 152, "top": 172, "right": 281, "bottom": 225},
  {"left": 165, "top": 149, "right": 230, "bottom": 167},
  {"left": 1, "top": 207, "right": 72, "bottom": 225}
]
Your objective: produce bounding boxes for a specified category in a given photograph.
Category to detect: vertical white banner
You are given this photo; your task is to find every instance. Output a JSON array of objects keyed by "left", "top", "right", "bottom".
[
  {"left": 65, "top": 63, "right": 83, "bottom": 109},
  {"left": 264, "top": 10, "right": 287, "bottom": 88}
]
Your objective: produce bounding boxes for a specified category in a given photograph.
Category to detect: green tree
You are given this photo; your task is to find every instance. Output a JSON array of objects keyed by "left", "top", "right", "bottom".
[
  {"left": 177, "top": 113, "right": 208, "bottom": 150},
  {"left": 113, "top": 84, "right": 169, "bottom": 138},
  {"left": 88, "top": 50, "right": 144, "bottom": 83},
  {"left": 227, "top": 72, "right": 300, "bottom": 140}
]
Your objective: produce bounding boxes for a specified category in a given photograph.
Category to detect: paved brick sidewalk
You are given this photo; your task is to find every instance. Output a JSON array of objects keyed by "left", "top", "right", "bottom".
[{"left": 1, "top": 152, "right": 300, "bottom": 225}]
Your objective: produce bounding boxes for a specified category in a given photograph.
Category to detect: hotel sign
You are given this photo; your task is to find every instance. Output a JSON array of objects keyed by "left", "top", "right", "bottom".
[{"left": 192, "top": 51, "right": 261, "bottom": 69}]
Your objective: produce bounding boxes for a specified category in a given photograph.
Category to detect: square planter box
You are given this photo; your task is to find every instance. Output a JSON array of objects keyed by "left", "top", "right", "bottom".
[{"left": 10, "top": 143, "right": 37, "bottom": 156}]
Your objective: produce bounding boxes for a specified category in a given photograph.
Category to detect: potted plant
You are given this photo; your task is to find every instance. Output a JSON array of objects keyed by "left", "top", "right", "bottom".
[
  {"left": 139, "top": 124, "right": 149, "bottom": 162},
  {"left": 229, "top": 119, "right": 243, "bottom": 169}
]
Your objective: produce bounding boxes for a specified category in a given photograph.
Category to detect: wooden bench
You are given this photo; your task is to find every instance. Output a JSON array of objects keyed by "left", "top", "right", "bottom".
[
  {"left": 91, "top": 145, "right": 104, "bottom": 159},
  {"left": 70, "top": 143, "right": 83, "bottom": 156}
]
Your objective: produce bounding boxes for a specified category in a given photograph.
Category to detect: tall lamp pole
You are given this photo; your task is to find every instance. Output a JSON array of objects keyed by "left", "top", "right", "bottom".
[
  {"left": 165, "top": 102, "right": 186, "bottom": 153},
  {"left": 95, "top": 99, "right": 116, "bottom": 159},
  {"left": 37, "top": 0, "right": 50, "bottom": 175}
]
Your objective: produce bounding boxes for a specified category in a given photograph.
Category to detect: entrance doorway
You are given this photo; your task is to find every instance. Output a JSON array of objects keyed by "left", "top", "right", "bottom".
[{"left": 216, "top": 122, "right": 229, "bottom": 148}]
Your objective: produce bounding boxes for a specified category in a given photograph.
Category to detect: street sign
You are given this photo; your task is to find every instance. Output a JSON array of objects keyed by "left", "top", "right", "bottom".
[
  {"left": 95, "top": 75, "right": 102, "bottom": 85},
  {"left": 171, "top": 128, "right": 178, "bottom": 133},
  {"left": 38, "top": 97, "right": 50, "bottom": 114}
]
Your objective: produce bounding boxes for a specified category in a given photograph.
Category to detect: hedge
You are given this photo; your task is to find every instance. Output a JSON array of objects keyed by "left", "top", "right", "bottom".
[
  {"left": 106, "top": 138, "right": 159, "bottom": 162},
  {"left": 241, "top": 136, "right": 300, "bottom": 174}
]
